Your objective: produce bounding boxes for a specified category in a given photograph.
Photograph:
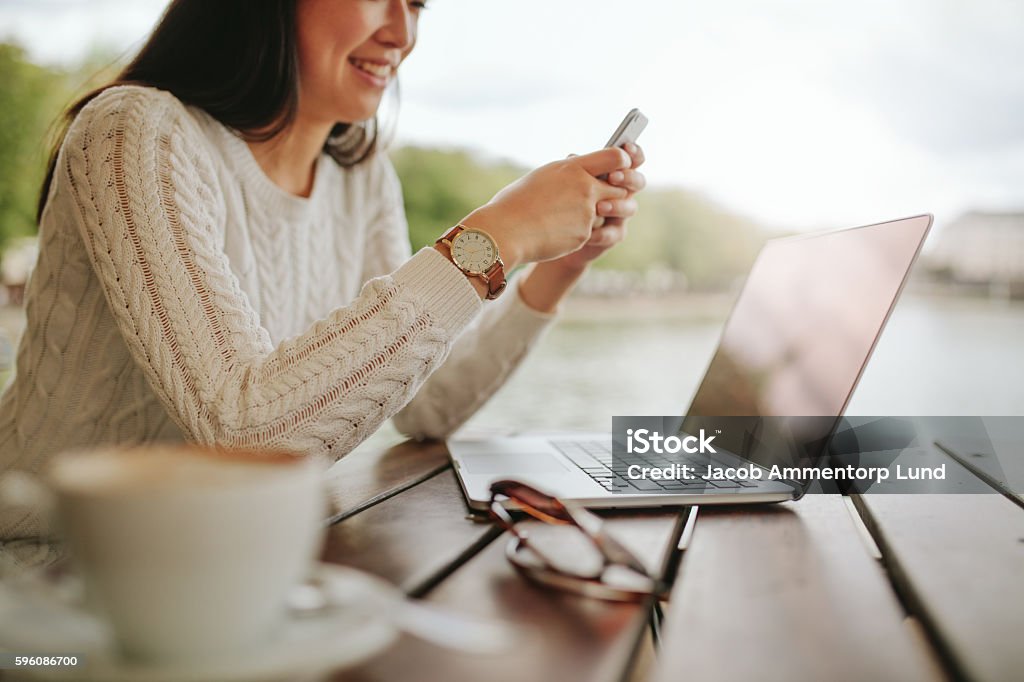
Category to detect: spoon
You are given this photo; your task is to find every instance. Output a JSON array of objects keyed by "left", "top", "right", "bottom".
[{"left": 289, "top": 566, "right": 515, "bottom": 654}]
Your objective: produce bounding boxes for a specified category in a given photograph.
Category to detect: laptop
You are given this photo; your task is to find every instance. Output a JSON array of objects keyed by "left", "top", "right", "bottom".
[{"left": 449, "top": 214, "right": 934, "bottom": 509}]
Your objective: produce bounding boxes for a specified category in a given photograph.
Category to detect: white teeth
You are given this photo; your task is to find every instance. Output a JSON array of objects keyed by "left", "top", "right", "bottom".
[{"left": 351, "top": 58, "right": 392, "bottom": 79}]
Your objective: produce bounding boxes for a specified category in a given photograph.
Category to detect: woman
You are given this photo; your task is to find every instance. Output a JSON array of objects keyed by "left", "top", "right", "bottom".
[{"left": 0, "top": 0, "right": 644, "bottom": 558}]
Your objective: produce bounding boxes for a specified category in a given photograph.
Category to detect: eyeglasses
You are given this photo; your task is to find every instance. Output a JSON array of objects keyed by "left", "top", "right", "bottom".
[{"left": 488, "top": 480, "right": 667, "bottom": 602}]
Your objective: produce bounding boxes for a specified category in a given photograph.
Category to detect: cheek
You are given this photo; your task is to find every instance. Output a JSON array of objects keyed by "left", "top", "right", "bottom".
[
  {"left": 295, "top": 16, "right": 331, "bottom": 92},
  {"left": 295, "top": 2, "right": 373, "bottom": 86}
]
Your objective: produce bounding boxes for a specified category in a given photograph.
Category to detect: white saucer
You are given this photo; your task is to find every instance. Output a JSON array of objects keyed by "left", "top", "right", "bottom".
[{"left": 0, "top": 564, "right": 398, "bottom": 682}]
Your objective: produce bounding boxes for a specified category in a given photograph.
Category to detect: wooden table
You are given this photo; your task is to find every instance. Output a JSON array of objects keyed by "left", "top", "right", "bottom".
[{"left": 319, "top": 437, "right": 1024, "bottom": 682}]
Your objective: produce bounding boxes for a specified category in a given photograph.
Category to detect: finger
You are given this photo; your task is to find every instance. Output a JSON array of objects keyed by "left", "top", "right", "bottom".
[
  {"left": 586, "top": 223, "right": 627, "bottom": 247},
  {"left": 572, "top": 147, "right": 631, "bottom": 177},
  {"left": 596, "top": 197, "right": 638, "bottom": 219},
  {"left": 594, "top": 216, "right": 621, "bottom": 230},
  {"left": 594, "top": 181, "right": 630, "bottom": 202},
  {"left": 623, "top": 143, "right": 646, "bottom": 169},
  {"left": 606, "top": 169, "right": 646, "bottom": 193},
  {"left": 592, "top": 215, "right": 607, "bottom": 229}
]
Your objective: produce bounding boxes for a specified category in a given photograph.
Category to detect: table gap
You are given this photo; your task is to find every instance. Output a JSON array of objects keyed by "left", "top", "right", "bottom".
[
  {"left": 850, "top": 493, "right": 971, "bottom": 682},
  {"left": 325, "top": 462, "right": 450, "bottom": 526}
]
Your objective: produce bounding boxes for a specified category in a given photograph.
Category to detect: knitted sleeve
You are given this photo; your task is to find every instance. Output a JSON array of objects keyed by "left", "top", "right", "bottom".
[
  {"left": 391, "top": 281, "right": 556, "bottom": 439},
  {"left": 359, "top": 155, "right": 558, "bottom": 440},
  {"left": 60, "top": 86, "right": 481, "bottom": 460}
]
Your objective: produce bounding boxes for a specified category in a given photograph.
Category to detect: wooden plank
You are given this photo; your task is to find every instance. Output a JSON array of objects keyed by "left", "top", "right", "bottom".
[
  {"left": 854, "top": 493, "right": 1024, "bottom": 682},
  {"left": 653, "top": 496, "right": 940, "bottom": 682},
  {"left": 934, "top": 432, "right": 1024, "bottom": 508},
  {"left": 333, "top": 510, "right": 684, "bottom": 682},
  {"left": 626, "top": 624, "right": 656, "bottom": 682},
  {"left": 323, "top": 439, "right": 450, "bottom": 522},
  {"left": 321, "top": 469, "right": 499, "bottom": 595}
]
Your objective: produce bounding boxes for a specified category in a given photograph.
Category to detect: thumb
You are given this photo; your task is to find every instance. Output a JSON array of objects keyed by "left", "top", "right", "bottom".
[{"left": 571, "top": 147, "right": 631, "bottom": 177}]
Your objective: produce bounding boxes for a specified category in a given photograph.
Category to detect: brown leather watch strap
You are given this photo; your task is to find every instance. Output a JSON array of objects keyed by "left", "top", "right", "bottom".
[
  {"left": 483, "top": 260, "right": 507, "bottom": 299},
  {"left": 436, "top": 224, "right": 466, "bottom": 249}
]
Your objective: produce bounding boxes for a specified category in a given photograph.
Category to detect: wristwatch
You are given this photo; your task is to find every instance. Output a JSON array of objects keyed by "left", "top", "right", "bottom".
[{"left": 436, "top": 224, "right": 507, "bottom": 300}]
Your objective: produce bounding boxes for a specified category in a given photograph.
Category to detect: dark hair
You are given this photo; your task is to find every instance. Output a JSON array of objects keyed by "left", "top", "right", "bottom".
[{"left": 38, "top": 0, "right": 386, "bottom": 220}]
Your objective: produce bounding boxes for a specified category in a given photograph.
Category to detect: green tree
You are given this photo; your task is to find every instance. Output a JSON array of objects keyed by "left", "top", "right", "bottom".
[
  {"left": 0, "top": 43, "right": 122, "bottom": 251},
  {"left": 597, "top": 187, "right": 765, "bottom": 289},
  {"left": 0, "top": 43, "right": 64, "bottom": 248},
  {"left": 390, "top": 146, "right": 523, "bottom": 251}
]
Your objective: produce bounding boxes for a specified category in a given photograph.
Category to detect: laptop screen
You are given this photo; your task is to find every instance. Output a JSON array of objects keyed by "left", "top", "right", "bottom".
[{"left": 683, "top": 215, "right": 932, "bottom": 469}]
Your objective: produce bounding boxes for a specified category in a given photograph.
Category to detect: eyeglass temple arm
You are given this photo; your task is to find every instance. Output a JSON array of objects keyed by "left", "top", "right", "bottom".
[{"left": 563, "top": 503, "right": 654, "bottom": 578}]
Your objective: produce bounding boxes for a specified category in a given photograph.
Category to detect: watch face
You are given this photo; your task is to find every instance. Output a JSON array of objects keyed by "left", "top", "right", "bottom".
[{"left": 450, "top": 229, "right": 498, "bottom": 274}]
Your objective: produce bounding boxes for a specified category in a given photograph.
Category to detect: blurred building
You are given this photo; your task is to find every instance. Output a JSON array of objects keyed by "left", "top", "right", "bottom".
[{"left": 928, "top": 212, "right": 1024, "bottom": 299}]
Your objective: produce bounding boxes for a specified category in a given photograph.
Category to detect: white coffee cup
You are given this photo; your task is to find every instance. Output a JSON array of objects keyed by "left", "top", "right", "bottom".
[{"left": 45, "top": 444, "right": 326, "bottom": 663}]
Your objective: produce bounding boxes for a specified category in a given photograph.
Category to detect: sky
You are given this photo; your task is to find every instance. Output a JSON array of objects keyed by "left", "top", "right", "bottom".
[{"left": 1, "top": 0, "right": 1022, "bottom": 231}]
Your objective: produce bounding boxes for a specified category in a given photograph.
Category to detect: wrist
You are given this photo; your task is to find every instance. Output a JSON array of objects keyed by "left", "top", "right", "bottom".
[
  {"left": 542, "top": 257, "right": 591, "bottom": 277},
  {"left": 518, "top": 262, "right": 587, "bottom": 314},
  {"left": 462, "top": 207, "right": 521, "bottom": 270}
]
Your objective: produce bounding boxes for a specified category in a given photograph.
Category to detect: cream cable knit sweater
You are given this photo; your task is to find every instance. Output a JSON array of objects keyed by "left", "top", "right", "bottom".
[{"left": 0, "top": 86, "right": 554, "bottom": 551}]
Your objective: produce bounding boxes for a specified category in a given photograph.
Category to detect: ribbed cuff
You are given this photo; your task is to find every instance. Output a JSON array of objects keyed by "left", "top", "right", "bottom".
[{"left": 393, "top": 248, "right": 482, "bottom": 338}]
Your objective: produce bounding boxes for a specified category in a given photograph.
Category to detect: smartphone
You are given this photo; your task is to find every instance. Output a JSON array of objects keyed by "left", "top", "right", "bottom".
[
  {"left": 605, "top": 108, "right": 648, "bottom": 149},
  {"left": 599, "top": 108, "right": 647, "bottom": 181}
]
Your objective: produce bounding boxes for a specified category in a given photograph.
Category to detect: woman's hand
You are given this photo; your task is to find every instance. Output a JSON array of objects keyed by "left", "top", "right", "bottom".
[
  {"left": 457, "top": 147, "right": 634, "bottom": 270},
  {"left": 546, "top": 143, "right": 646, "bottom": 273},
  {"left": 517, "top": 144, "right": 646, "bottom": 313}
]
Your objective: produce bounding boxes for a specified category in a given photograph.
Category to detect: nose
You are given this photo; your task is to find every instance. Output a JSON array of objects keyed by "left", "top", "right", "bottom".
[{"left": 377, "top": 0, "right": 417, "bottom": 52}]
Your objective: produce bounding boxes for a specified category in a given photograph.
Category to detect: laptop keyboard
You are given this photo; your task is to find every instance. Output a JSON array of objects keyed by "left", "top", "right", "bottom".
[{"left": 550, "top": 440, "right": 759, "bottom": 493}]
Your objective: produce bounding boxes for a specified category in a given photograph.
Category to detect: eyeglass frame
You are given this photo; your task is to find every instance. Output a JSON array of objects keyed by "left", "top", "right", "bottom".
[{"left": 488, "top": 479, "right": 669, "bottom": 603}]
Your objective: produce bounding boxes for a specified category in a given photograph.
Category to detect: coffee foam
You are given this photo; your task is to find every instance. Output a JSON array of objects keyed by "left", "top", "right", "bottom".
[{"left": 49, "top": 444, "right": 308, "bottom": 494}]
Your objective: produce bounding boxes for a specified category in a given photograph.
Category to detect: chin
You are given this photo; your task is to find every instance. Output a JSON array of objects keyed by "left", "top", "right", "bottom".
[{"left": 335, "top": 98, "right": 385, "bottom": 124}]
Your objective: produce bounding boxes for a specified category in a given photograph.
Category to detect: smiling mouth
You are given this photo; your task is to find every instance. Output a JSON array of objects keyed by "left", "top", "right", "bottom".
[{"left": 349, "top": 57, "right": 394, "bottom": 80}]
